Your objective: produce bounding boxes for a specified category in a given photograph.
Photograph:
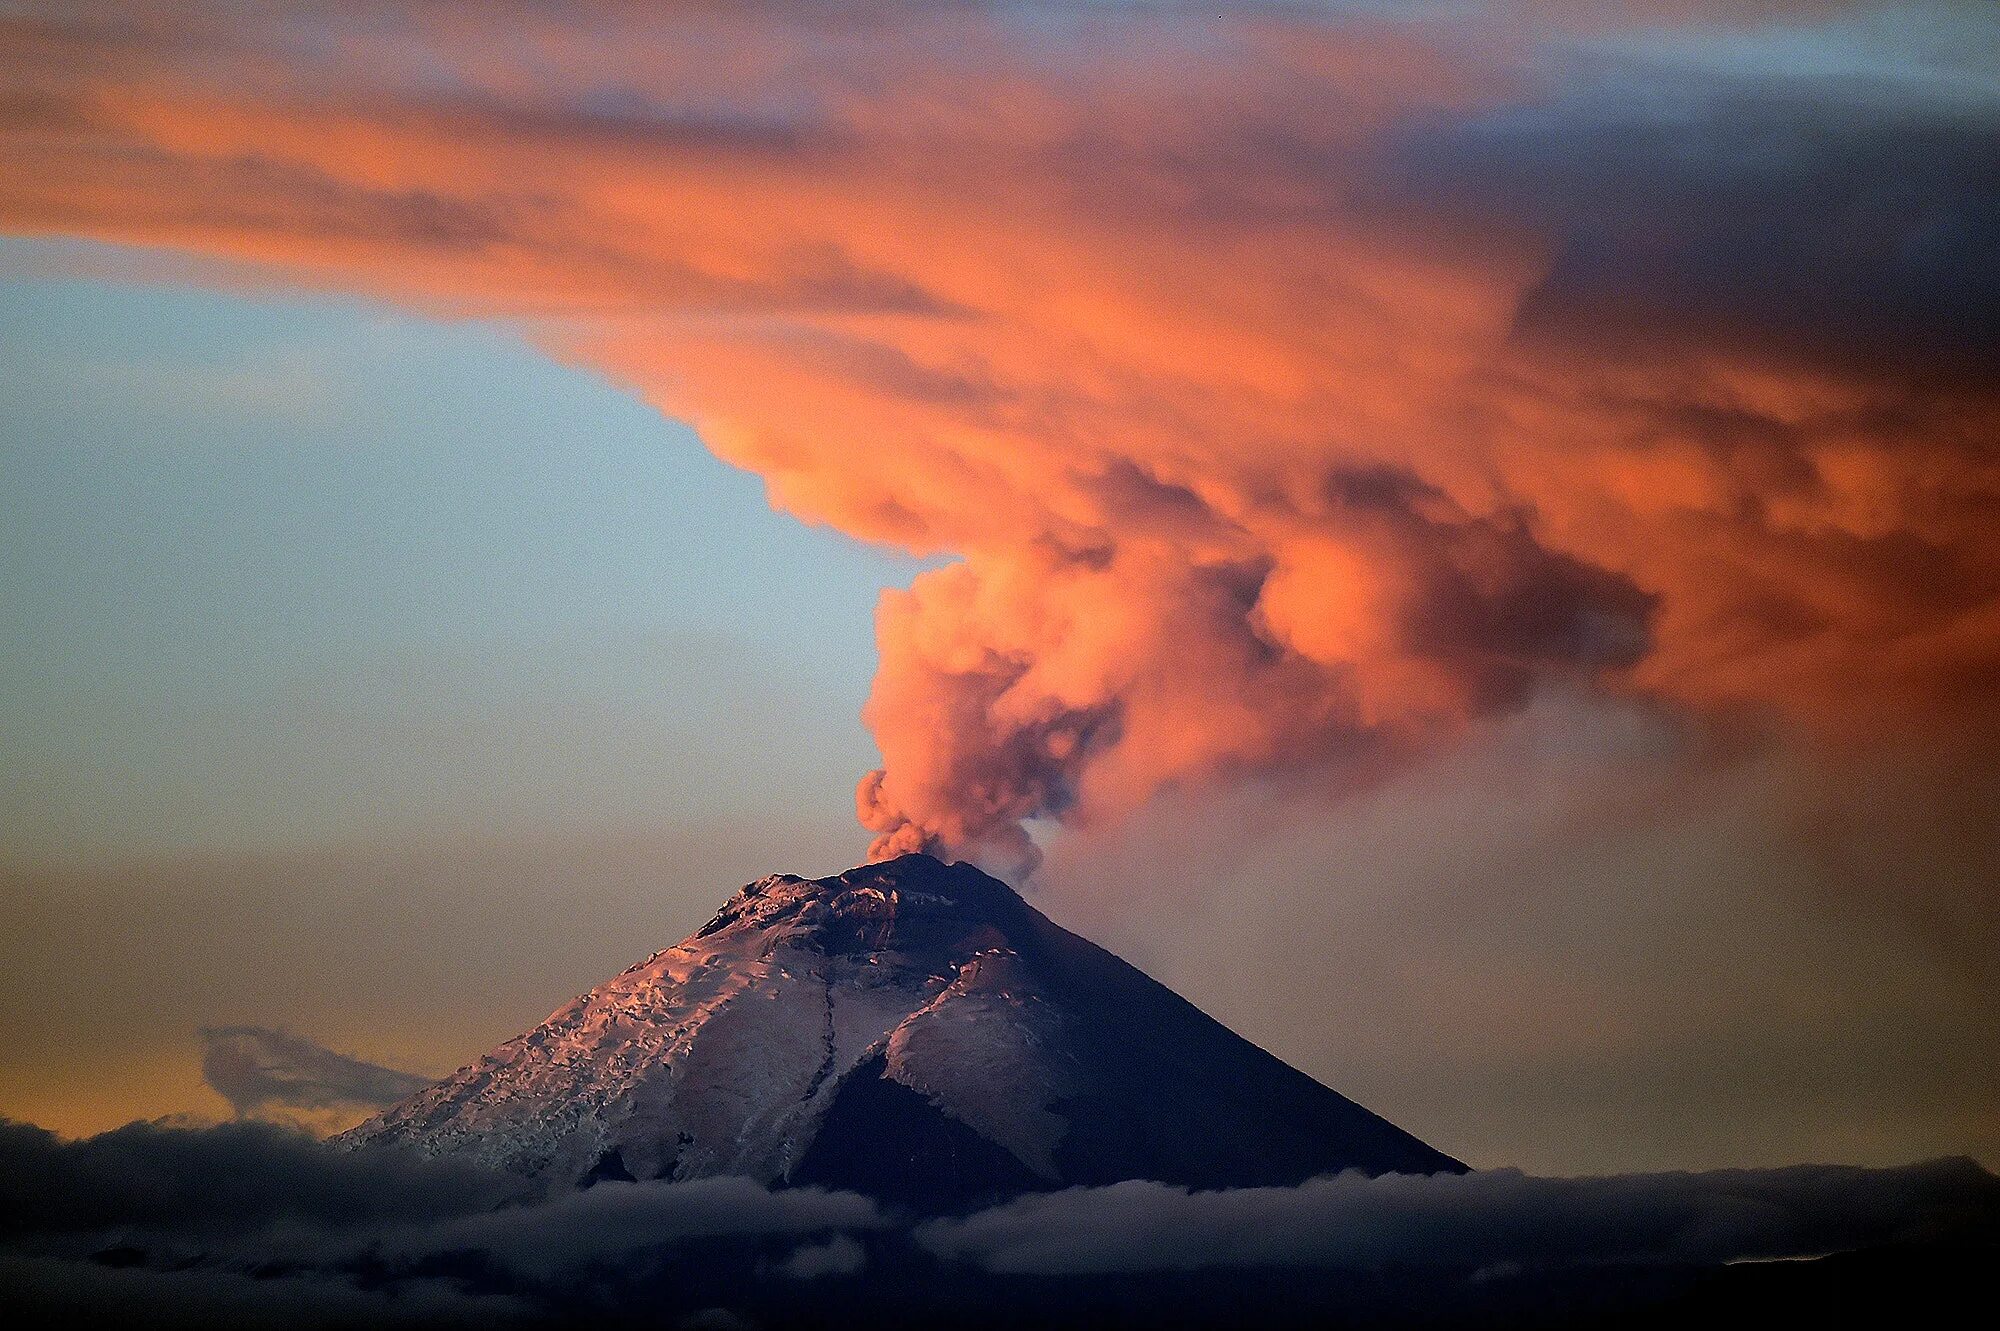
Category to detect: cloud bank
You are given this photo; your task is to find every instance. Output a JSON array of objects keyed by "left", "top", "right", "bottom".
[
  {"left": 0, "top": 1118, "right": 522, "bottom": 1241},
  {"left": 0, "top": 1118, "right": 884, "bottom": 1324},
  {"left": 1, "top": 0, "right": 1993, "bottom": 873},
  {"left": 2, "top": 1118, "right": 1994, "bottom": 1326},
  {"left": 919, "top": 1159, "right": 2000, "bottom": 1273}
]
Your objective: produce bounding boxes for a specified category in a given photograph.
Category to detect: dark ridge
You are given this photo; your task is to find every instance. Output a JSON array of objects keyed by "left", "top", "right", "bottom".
[
  {"left": 579, "top": 1148, "right": 637, "bottom": 1187},
  {"left": 787, "top": 1053, "right": 1046, "bottom": 1210},
  {"left": 1010, "top": 902, "right": 1468, "bottom": 1181}
]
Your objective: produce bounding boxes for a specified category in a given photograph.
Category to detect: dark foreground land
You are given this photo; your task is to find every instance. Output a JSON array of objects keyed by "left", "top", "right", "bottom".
[{"left": 6, "top": 1234, "right": 1994, "bottom": 1331}]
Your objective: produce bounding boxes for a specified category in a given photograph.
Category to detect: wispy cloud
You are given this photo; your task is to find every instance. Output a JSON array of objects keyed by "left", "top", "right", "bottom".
[{"left": 199, "top": 1025, "right": 430, "bottom": 1126}]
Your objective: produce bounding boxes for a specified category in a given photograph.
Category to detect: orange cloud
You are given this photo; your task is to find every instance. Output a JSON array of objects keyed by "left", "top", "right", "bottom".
[{"left": 3, "top": 1, "right": 1993, "bottom": 872}]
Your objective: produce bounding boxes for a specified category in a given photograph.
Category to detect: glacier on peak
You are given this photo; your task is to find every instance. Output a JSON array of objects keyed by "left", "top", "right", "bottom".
[{"left": 338, "top": 853, "right": 1462, "bottom": 1209}]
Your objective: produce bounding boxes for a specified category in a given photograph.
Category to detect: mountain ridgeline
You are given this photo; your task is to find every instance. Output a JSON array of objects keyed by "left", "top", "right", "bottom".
[{"left": 341, "top": 854, "right": 1462, "bottom": 1208}]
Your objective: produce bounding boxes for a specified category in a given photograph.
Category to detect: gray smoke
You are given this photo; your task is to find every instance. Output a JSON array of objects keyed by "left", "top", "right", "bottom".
[{"left": 199, "top": 1025, "right": 432, "bottom": 1120}]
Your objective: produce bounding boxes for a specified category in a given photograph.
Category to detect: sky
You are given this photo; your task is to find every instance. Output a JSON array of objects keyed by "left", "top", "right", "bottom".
[
  {"left": 0, "top": 238, "right": 921, "bottom": 1133},
  {"left": 0, "top": 241, "right": 923, "bottom": 861},
  {"left": 0, "top": 0, "right": 1994, "bottom": 1172}
]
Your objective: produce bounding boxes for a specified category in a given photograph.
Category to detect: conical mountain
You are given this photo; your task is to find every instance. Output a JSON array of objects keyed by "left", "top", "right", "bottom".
[{"left": 342, "top": 854, "right": 1461, "bottom": 1207}]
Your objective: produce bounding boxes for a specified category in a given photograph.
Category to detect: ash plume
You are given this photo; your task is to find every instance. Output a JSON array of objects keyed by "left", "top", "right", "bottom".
[{"left": 0, "top": 1, "right": 1992, "bottom": 871}]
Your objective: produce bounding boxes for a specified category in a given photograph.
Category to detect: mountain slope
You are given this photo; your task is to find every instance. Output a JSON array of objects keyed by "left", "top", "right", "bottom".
[{"left": 341, "top": 854, "right": 1462, "bottom": 1204}]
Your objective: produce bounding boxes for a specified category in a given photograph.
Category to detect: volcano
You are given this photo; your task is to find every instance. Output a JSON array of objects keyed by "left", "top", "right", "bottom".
[{"left": 341, "top": 854, "right": 1461, "bottom": 1206}]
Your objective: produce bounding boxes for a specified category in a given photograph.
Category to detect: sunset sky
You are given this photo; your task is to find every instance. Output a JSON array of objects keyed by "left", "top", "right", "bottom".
[{"left": 2, "top": 0, "right": 1994, "bottom": 1173}]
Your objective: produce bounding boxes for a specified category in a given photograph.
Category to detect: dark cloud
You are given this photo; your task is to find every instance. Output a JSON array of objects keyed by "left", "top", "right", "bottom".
[
  {"left": 1389, "top": 84, "right": 2000, "bottom": 384},
  {"left": 1320, "top": 464, "right": 1656, "bottom": 700},
  {"left": 0, "top": 1116, "right": 881, "bottom": 1257},
  {"left": 0, "top": 1118, "right": 884, "bottom": 1325},
  {"left": 919, "top": 1158, "right": 2000, "bottom": 1273},
  {"left": 3, "top": 1117, "right": 1994, "bottom": 1327},
  {"left": 199, "top": 1026, "right": 432, "bottom": 1122},
  {"left": 0, "top": 1253, "right": 525, "bottom": 1330},
  {"left": 0, "top": 1118, "right": 522, "bottom": 1240}
]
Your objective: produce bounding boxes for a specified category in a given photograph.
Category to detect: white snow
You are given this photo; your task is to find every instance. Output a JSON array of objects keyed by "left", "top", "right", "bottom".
[{"left": 339, "top": 862, "right": 1067, "bottom": 1186}]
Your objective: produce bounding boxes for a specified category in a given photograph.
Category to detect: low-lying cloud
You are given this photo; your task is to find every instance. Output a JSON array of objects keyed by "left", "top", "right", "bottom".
[
  {"left": 1, "top": 1118, "right": 887, "bottom": 1324},
  {"left": 0, "top": 1118, "right": 522, "bottom": 1240},
  {"left": 919, "top": 1160, "right": 2000, "bottom": 1274},
  {"left": 6, "top": 1119, "right": 1995, "bottom": 1310}
]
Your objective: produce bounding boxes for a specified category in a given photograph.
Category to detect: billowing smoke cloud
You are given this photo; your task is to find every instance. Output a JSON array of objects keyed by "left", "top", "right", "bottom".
[
  {"left": 855, "top": 468, "right": 1657, "bottom": 871},
  {"left": 0, "top": 1, "right": 1994, "bottom": 873},
  {"left": 920, "top": 1159, "right": 2000, "bottom": 1274},
  {"left": 199, "top": 1026, "right": 431, "bottom": 1127}
]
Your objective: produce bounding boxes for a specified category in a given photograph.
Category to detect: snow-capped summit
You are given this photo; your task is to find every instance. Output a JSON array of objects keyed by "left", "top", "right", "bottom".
[{"left": 340, "top": 854, "right": 1462, "bottom": 1206}]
